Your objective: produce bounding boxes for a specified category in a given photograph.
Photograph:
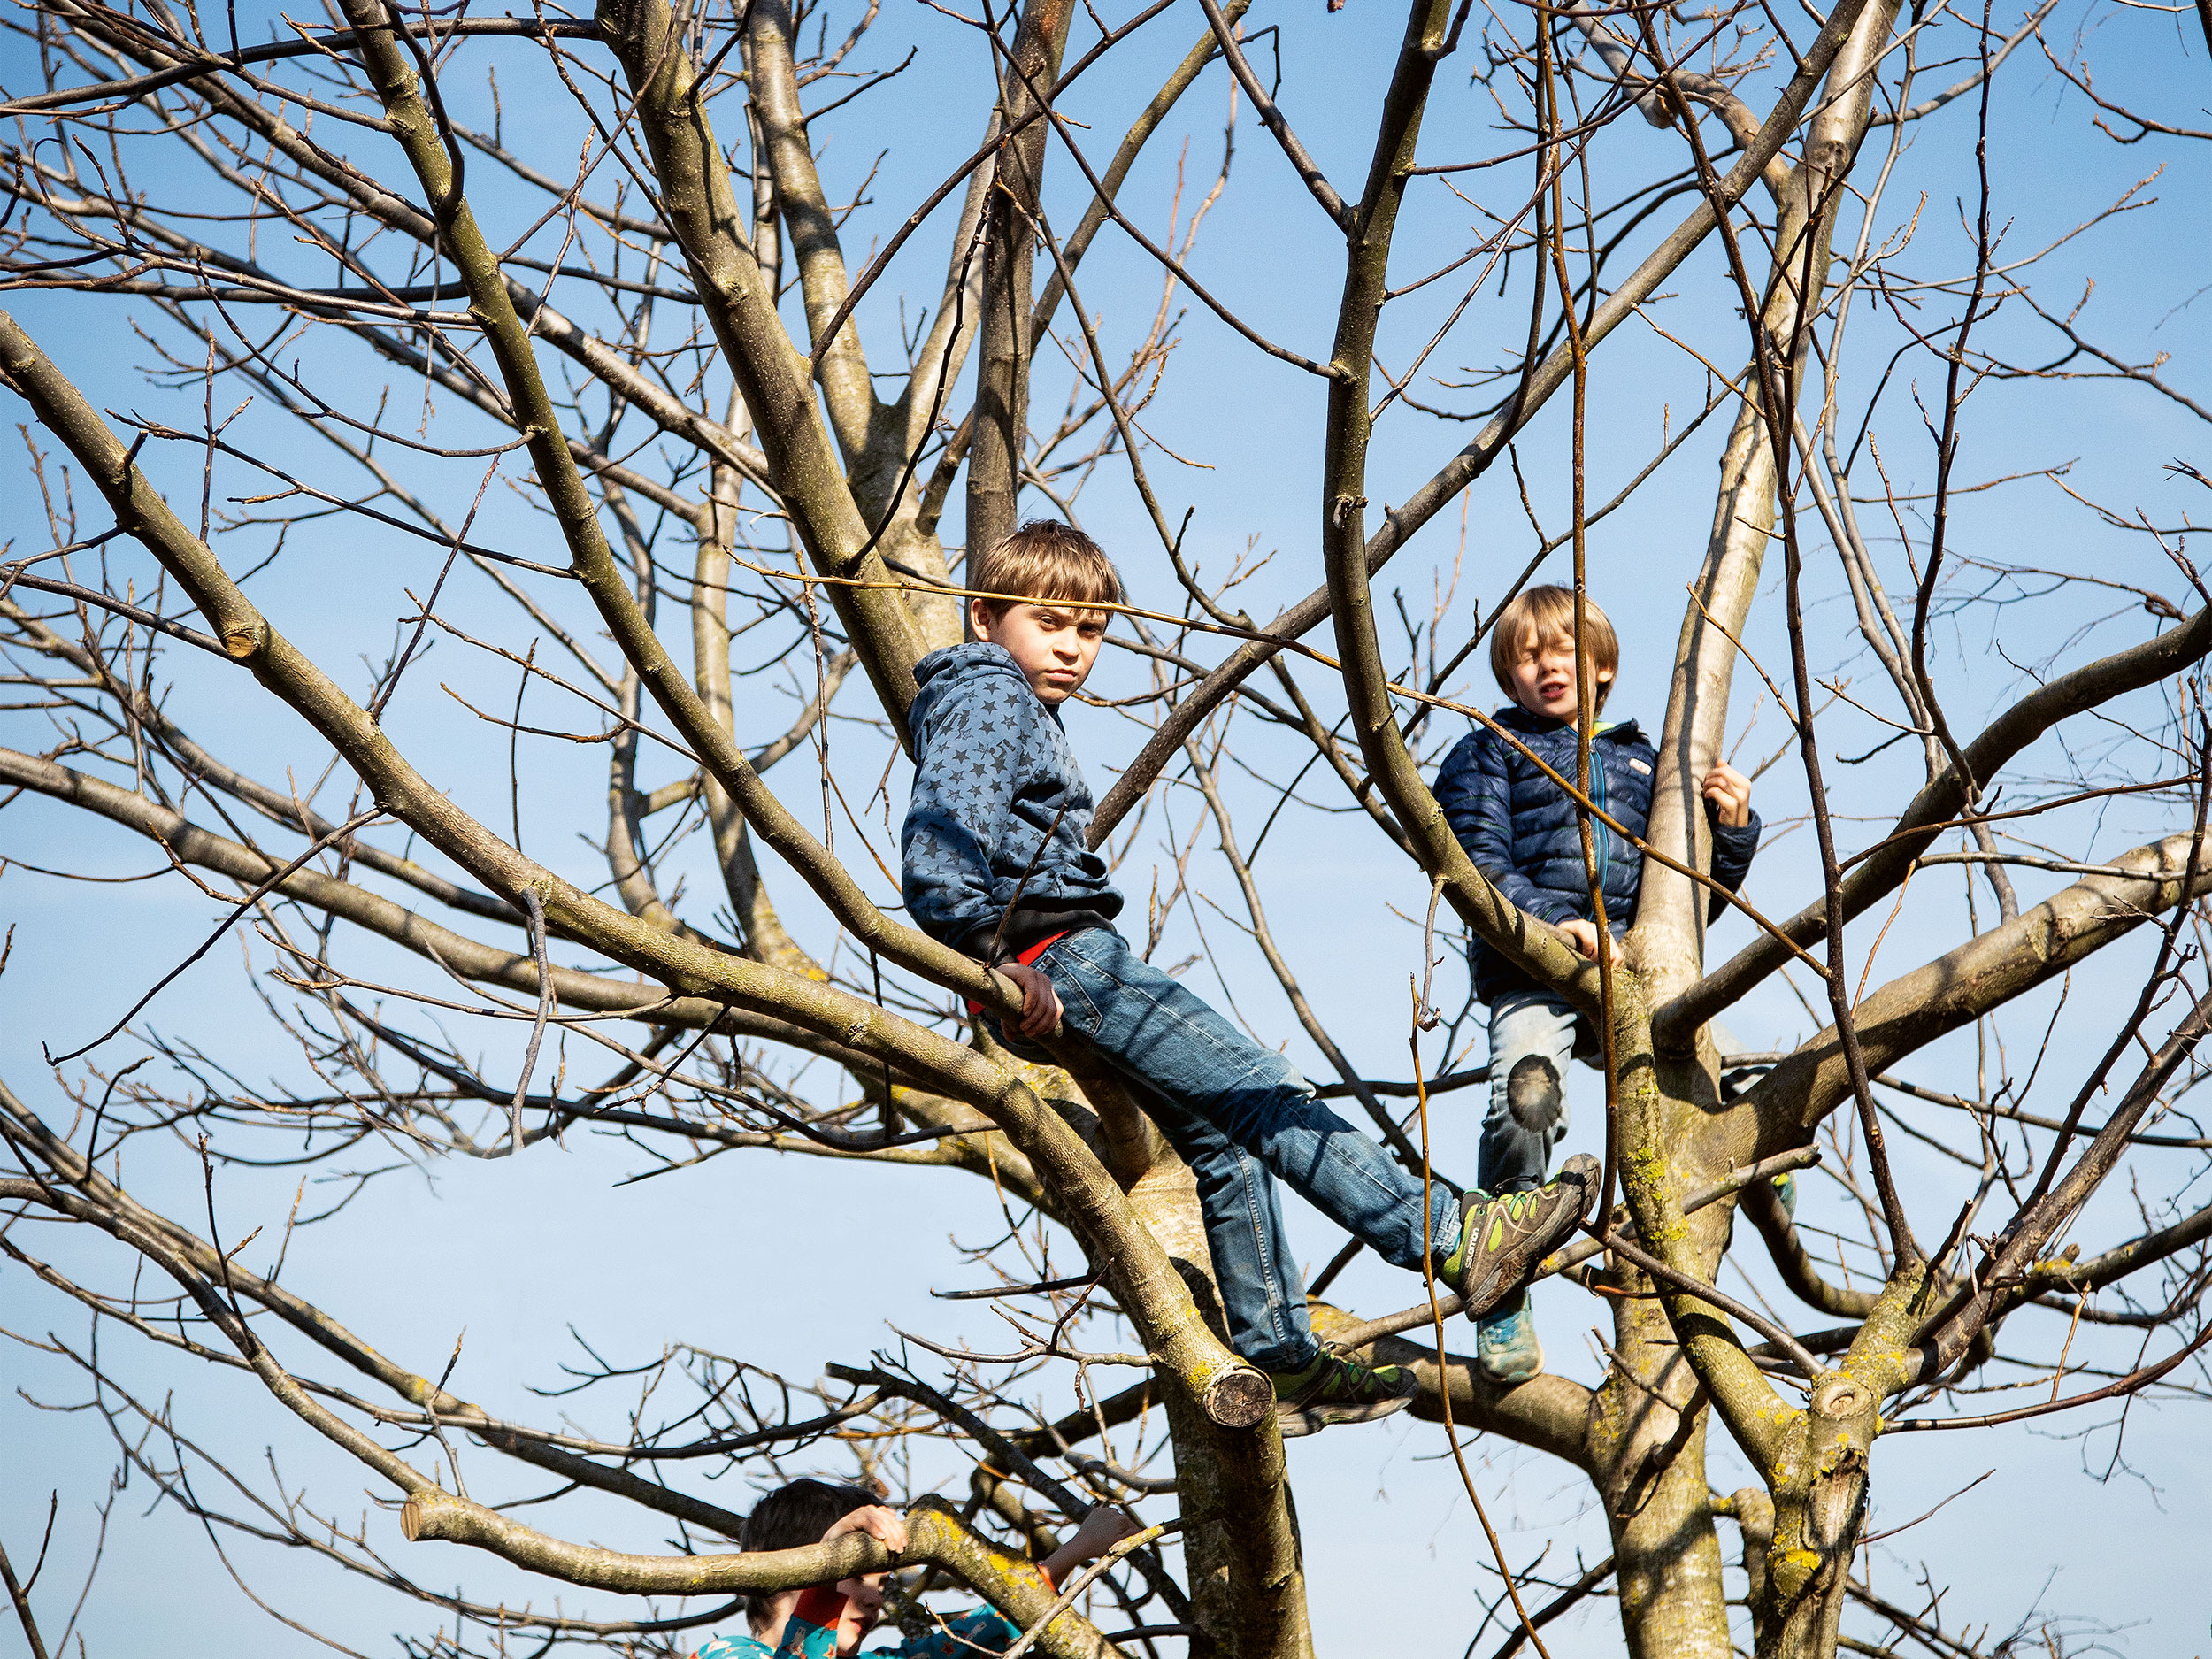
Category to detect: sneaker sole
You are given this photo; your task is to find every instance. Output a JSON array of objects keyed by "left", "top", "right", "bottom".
[
  {"left": 1474, "top": 1345, "right": 1545, "bottom": 1387},
  {"left": 1463, "top": 1155, "right": 1601, "bottom": 1317},
  {"left": 1475, "top": 1310, "right": 1546, "bottom": 1386},
  {"left": 1276, "top": 1389, "right": 1416, "bottom": 1439}
]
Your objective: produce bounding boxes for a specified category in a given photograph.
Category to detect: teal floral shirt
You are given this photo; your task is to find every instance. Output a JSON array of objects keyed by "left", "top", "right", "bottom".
[{"left": 691, "top": 1588, "right": 1023, "bottom": 1659}]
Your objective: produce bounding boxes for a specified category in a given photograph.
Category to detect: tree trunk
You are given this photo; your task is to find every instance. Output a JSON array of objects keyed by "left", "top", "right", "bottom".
[
  {"left": 1753, "top": 1377, "right": 1876, "bottom": 1659},
  {"left": 1632, "top": 394, "right": 1776, "bottom": 1008},
  {"left": 1071, "top": 1061, "right": 1312, "bottom": 1659},
  {"left": 1589, "top": 1039, "right": 1740, "bottom": 1659},
  {"left": 1633, "top": 0, "right": 1902, "bottom": 1008},
  {"left": 965, "top": 0, "right": 1078, "bottom": 565},
  {"left": 1617, "top": 12, "right": 1903, "bottom": 1655}
]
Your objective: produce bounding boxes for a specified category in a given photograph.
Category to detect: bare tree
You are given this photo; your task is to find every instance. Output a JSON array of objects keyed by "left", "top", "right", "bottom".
[{"left": 1, "top": 0, "right": 2207, "bottom": 1655}]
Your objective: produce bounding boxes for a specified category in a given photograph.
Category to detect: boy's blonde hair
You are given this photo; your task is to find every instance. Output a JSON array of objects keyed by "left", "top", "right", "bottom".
[
  {"left": 1488, "top": 585, "right": 1620, "bottom": 713},
  {"left": 969, "top": 520, "right": 1123, "bottom": 619}
]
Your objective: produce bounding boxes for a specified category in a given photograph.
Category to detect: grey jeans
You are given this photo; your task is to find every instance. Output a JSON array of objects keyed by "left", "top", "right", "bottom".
[
  {"left": 1479, "top": 995, "right": 1749, "bottom": 1192},
  {"left": 1480, "top": 987, "right": 1603, "bottom": 1194}
]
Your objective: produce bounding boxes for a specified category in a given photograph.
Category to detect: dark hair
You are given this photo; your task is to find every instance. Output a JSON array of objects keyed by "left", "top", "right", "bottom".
[
  {"left": 741, "top": 1479, "right": 880, "bottom": 1617},
  {"left": 969, "top": 520, "right": 1123, "bottom": 620}
]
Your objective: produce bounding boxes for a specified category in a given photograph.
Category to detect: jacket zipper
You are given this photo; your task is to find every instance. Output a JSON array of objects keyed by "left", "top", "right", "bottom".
[{"left": 1588, "top": 737, "right": 1609, "bottom": 920}]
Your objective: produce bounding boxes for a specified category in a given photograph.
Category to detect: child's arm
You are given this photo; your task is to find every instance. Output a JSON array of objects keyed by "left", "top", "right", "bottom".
[
  {"left": 1036, "top": 1506, "right": 1143, "bottom": 1585},
  {"left": 902, "top": 686, "right": 1040, "bottom": 955},
  {"left": 1701, "top": 762, "right": 1763, "bottom": 913},
  {"left": 1701, "top": 763, "right": 1752, "bottom": 830},
  {"left": 882, "top": 1508, "right": 1142, "bottom": 1658},
  {"left": 1435, "top": 732, "right": 1576, "bottom": 922}
]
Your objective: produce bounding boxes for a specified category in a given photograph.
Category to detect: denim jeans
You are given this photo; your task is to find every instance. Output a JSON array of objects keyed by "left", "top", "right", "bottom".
[
  {"left": 1481, "top": 987, "right": 1602, "bottom": 1194},
  {"left": 1001, "top": 927, "right": 1462, "bottom": 1372}
]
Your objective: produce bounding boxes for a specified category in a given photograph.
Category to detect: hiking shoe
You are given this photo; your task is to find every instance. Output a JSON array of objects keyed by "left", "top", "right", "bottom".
[
  {"left": 1269, "top": 1351, "right": 1418, "bottom": 1439},
  {"left": 1455, "top": 1153, "right": 1601, "bottom": 1318},
  {"left": 1475, "top": 1292, "right": 1544, "bottom": 1386}
]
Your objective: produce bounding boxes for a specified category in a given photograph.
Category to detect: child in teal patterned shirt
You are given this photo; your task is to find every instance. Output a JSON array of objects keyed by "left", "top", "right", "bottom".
[{"left": 690, "top": 1479, "right": 1139, "bottom": 1659}]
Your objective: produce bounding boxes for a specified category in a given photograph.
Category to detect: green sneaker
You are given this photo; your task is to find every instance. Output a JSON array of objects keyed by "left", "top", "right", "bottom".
[
  {"left": 1455, "top": 1153, "right": 1600, "bottom": 1318},
  {"left": 1268, "top": 1351, "right": 1418, "bottom": 1438},
  {"left": 1475, "top": 1291, "right": 1544, "bottom": 1386}
]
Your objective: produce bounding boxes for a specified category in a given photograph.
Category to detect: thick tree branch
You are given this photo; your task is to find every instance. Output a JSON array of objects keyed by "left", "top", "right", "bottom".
[
  {"left": 0, "top": 309, "right": 1266, "bottom": 1432},
  {"left": 1744, "top": 832, "right": 2212, "bottom": 1146},
  {"left": 1663, "top": 603, "right": 2212, "bottom": 1048},
  {"left": 749, "top": 0, "right": 876, "bottom": 459},
  {"left": 596, "top": 0, "right": 930, "bottom": 718}
]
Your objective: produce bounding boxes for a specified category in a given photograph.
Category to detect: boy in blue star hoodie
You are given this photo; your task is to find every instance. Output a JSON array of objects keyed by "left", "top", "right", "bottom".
[
  {"left": 689, "top": 1479, "right": 1139, "bottom": 1659},
  {"left": 1434, "top": 585, "right": 1763, "bottom": 1386},
  {"left": 901, "top": 522, "right": 1601, "bottom": 1436}
]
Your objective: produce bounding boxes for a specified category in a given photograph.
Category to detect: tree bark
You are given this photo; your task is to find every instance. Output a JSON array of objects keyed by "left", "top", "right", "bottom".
[
  {"left": 1633, "top": 0, "right": 1905, "bottom": 1013},
  {"left": 598, "top": 0, "right": 929, "bottom": 726},
  {"left": 1061, "top": 1057, "right": 1310, "bottom": 1659},
  {"left": 966, "top": 0, "right": 1079, "bottom": 565}
]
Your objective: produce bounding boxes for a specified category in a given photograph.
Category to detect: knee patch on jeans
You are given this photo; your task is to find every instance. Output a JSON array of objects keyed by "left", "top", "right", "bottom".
[{"left": 1505, "top": 1056, "right": 1564, "bottom": 1133}]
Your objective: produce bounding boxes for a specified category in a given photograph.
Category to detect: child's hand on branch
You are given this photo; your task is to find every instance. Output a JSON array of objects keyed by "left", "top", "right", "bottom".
[
  {"left": 821, "top": 1504, "right": 908, "bottom": 1555},
  {"left": 1068, "top": 1505, "right": 1144, "bottom": 1561},
  {"left": 1559, "top": 918, "right": 1612, "bottom": 961},
  {"left": 1002, "top": 961, "right": 1064, "bottom": 1037},
  {"left": 1040, "top": 1506, "right": 1144, "bottom": 1585},
  {"left": 1702, "top": 763, "right": 1753, "bottom": 828}
]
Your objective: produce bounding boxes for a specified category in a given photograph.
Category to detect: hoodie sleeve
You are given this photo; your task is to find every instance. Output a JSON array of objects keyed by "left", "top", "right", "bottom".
[
  {"left": 901, "top": 672, "right": 1036, "bottom": 953},
  {"left": 1435, "top": 729, "right": 1576, "bottom": 924},
  {"left": 881, "top": 1604, "right": 1024, "bottom": 1657},
  {"left": 1705, "top": 805, "right": 1763, "bottom": 918}
]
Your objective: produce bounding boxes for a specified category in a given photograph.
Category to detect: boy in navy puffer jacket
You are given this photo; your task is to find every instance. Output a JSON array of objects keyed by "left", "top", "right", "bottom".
[
  {"left": 903, "top": 525, "right": 1601, "bottom": 1437},
  {"left": 1434, "top": 586, "right": 1761, "bottom": 1385}
]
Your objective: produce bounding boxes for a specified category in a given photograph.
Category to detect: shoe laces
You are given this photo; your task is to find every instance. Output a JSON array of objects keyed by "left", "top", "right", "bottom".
[{"left": 1325, "top": 1354, "right": 1389, "bottom": 1393}]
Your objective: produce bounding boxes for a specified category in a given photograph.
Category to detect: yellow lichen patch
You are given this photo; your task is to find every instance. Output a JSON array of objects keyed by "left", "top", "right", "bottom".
[
  {"left": 1752, "top": 1398, "right": 1802, "bottom": 1444},
  {"left": 1767, "top": 1545, "right": 1823, "bottom": 1602}
]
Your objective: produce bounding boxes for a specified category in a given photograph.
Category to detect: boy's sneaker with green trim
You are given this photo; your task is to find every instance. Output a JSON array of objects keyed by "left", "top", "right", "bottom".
[
  {"left": 1268, "top": 1351, "right": 1418, "bottom": 1438},
  {"left": 1454, "top": 1153, "right": 1601, "bottom": 1318},
  {"left": 1475, "top": 1291, "right": 1544, "bottom": 1386}
]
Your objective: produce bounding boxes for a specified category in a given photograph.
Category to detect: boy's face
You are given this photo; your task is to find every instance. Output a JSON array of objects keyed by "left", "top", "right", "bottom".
[
  {"left": 833, "top": 1571, "right": 888, "bottom": 1655},
  {"left": 971, "top": 599, "right": 1107, "bottom": 705},
  {"left": 1506, "top": 628, "right": 1612, "bottom": 724}
]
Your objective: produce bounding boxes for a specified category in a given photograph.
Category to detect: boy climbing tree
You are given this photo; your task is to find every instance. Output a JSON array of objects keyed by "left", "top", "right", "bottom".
[
  {"left": 901, "top": 524, "right": 1603, "bottom": 1435},
  {"left": 1435, "top": 586, "right": 1762, "bottom": 1383}
]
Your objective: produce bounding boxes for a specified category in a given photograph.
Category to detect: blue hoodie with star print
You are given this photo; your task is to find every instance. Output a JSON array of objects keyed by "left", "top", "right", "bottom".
[{"left": 900, "top": 642, "right": 1124, "bottom": 961}]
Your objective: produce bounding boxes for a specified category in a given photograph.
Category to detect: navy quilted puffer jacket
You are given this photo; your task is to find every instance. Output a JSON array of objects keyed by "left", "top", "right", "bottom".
[
  {"left": 901, "top": 642, "right": 1123, "bottom": 959},
  {"left": 1434, "top": 706, "right": 1761, "bottom": 1001}
]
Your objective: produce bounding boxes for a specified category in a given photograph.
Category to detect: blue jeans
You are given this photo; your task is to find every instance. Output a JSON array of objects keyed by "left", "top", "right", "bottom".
[
  {"left": 1002, "top": 927, "right": 1462, "bottom": 1371},
  {"left": 1481, "top": 988, "right": 1601, "bottom": 1194}
]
